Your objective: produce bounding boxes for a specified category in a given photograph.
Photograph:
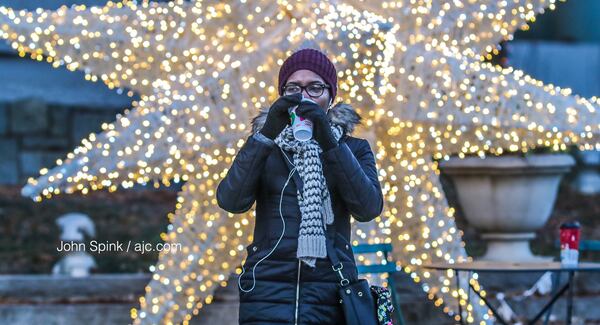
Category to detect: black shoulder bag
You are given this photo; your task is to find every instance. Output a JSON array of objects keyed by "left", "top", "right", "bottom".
[{"left": 325, "top": 226, "right": 395, "bottom": 325}]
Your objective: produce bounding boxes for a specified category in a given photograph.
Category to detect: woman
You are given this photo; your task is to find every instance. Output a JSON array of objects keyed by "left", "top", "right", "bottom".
[{"left": 217, "top": 47, "right": 384, "bottom": 324}]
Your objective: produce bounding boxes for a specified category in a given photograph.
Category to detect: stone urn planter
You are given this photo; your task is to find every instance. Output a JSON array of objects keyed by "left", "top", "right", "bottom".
[{"left": 439, "top": 154, "right": 575, "bottom": 262}]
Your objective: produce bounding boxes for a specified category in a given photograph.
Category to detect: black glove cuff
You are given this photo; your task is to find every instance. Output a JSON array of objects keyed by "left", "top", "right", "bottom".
[
  {"left": 318, "top": 121, "right": 338, "bottom": 151},
  {"left": 259, "top": 126, "right": 278, "bottom": 140},
  {"left": 320, "top": 133, "right": 338, "bottom": 151}
]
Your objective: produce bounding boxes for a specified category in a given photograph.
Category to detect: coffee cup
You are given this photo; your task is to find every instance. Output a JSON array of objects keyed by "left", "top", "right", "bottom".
[
  {"left": 288, "top": 98, "right": 317, "bottom": 141},
  {"left": 560, "top": 221, "right": 581, "bottom": 267}
]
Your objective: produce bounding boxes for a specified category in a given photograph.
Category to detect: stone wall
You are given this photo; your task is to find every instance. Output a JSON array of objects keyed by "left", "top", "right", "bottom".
[
  {"left": 0, "top": 98, "right": 125, "bottom": 185},
  {"left": 2, "top": 271, "right": 598, "bottom": 324},
  {"left": 0, "top": 274, "right": 149, "bottom": 324}
]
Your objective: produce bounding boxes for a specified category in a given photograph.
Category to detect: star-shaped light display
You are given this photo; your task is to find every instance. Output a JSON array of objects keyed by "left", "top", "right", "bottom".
[{"left": 1, "top": 0, "right": 598, "bottom": 324}]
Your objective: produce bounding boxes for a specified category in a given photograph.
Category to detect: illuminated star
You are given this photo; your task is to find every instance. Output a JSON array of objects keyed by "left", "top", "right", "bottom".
[{"left": 1, "top": 0, "right": 598, "bottom": 323}]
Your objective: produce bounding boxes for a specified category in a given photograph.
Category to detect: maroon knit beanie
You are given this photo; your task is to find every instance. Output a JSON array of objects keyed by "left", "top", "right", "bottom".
[{"left": 278, "top": 48, "right": 338, "bottom": 102}]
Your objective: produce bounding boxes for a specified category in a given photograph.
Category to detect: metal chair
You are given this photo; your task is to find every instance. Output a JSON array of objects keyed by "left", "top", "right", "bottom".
[
  {"left": 553, "top": 239, "right": 600, "bottom": 252},
  {"left": 544, "top": 240, "right": 600, "bottom": 325},
  {"left": 353, "top": 243, "right": 406, "bottom": 325}
]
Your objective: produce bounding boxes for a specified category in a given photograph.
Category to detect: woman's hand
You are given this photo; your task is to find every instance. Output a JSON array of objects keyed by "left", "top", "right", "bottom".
[
  {"left": 259, "top": 93, "right": 303, "bottom": 140},
  {"left": 295, "top": 101, "right": 338, "bottom": 151}
]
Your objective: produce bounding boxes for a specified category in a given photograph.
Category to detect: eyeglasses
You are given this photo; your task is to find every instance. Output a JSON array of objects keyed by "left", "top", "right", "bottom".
[{"left": 283, "top": 83, "right": 331, "bottom": 98}]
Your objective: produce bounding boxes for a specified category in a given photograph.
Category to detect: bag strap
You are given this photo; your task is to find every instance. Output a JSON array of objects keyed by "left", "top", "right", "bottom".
[{"left": 325, "top": 222, "right": 352, "bottom": 287}]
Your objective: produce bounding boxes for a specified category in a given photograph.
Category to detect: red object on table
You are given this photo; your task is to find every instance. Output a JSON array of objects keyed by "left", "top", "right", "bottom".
[
  {"left": 560, "top": 221, "right": 581, "bottom": 250},
  {"left": 560, "top": 221, "right": 581, "bottom": 266}
]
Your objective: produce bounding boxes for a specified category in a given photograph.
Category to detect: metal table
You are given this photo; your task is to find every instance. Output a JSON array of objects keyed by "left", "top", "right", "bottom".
[{"left": 422, "top": 261, "right": 600, "bottom": 325}]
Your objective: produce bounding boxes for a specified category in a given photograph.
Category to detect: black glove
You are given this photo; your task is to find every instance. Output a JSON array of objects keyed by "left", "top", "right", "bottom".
[
  {"left": 295, "top": 100, "right": 338, "bottom": 151},
  {"left": 259, "top": 93, "right": 303, "bottom": 140}
]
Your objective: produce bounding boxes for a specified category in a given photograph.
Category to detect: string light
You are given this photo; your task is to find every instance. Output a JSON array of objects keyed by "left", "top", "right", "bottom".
[{"left": 1, "top": 0, "right": 598, "bottom": 324}]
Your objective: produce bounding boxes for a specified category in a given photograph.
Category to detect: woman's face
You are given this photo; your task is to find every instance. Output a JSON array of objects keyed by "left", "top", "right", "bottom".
[{"left": 284, "top": 69, "right": 331, "bottom": 110}]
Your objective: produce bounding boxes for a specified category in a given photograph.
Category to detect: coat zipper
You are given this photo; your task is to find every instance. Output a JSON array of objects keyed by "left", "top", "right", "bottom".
[{"left": 294, "top": 259, "right": 301, "bottom": 325}]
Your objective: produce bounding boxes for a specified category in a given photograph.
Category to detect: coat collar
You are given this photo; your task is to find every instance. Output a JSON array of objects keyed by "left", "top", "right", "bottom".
[{"left": 250, "top": 102, "right": 362, "bottom": 193}]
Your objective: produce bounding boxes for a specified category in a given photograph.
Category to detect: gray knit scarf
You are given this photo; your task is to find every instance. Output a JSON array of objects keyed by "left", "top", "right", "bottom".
[{"left": 274, "top": 120, "right": 344, "bottom": 268}]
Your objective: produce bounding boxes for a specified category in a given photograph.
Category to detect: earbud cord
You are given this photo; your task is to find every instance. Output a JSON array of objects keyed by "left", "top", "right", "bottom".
[{"left": 238, "top": 147, "right": 296, "bottom": 293}]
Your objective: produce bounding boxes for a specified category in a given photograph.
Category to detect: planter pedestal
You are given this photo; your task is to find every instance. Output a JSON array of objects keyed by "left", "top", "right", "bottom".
[
  {"left": 481, "top": 233, "right": 542, "bottom": 261},
  {"left": 573, "top": 150, "right": 600, "bottom": 195},
  {"left": 439, "top": 154, "right": 575, "bottom": 262}
]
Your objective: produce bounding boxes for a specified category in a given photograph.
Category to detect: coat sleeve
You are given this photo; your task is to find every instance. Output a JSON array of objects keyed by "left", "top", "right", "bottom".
[
  {"left": 320, "top": 139, "right": 384, "bottom": 222},
  {"left": 216, "top": 132, "right": 276, "bottom": 213}
]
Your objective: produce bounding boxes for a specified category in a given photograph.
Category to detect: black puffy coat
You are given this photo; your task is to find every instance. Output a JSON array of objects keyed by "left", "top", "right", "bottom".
[{"left": 216, "top": 102, "right": 384, "bottom": 325}]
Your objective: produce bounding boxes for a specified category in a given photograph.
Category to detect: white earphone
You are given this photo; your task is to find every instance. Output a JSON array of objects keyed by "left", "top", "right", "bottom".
[
  {"left": 326, "top": 97, "right": 333, "bottom": 114},
  {"left": 238, "top": 147, "right": 296, "bottom": 293}
]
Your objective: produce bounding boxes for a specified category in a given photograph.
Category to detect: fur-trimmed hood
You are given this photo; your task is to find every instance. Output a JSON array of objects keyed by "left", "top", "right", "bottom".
[{"left": 250, "top": 102, "right": 362, "bottom": 137}]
